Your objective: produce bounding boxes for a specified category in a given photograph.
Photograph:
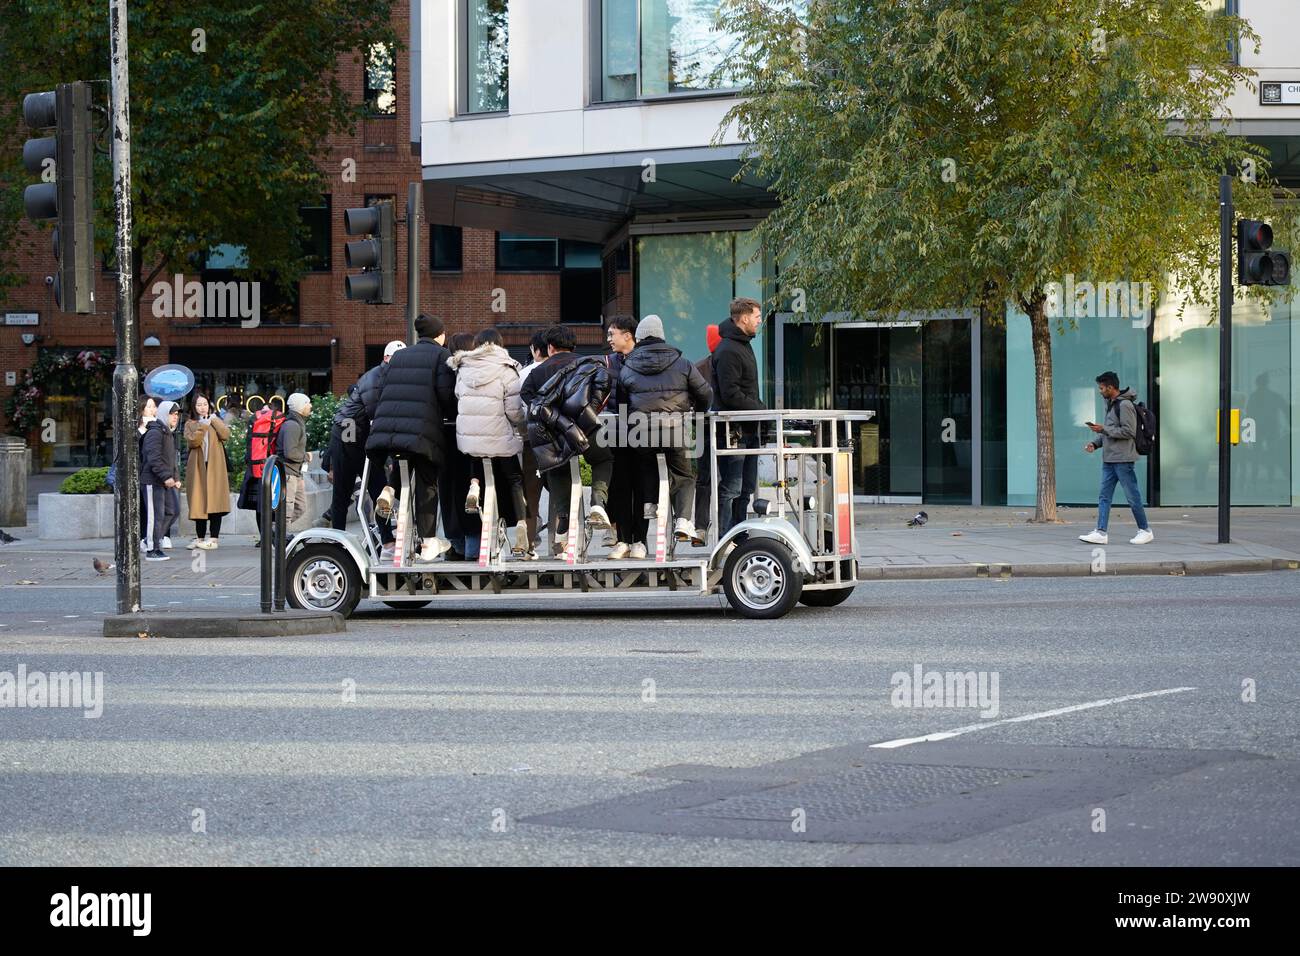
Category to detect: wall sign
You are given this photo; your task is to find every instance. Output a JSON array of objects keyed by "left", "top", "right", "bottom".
[
  {"left": 1260, "top": 82, "right": 1300, "bottom": 105},
  {"left": 4, "top": 313, "right": 38, "bottom": 326}
]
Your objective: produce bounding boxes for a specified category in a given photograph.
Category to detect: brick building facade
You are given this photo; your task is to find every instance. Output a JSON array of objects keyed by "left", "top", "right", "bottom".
[{"left": 1, "top": 0, "right": 631, "bottom": 470}]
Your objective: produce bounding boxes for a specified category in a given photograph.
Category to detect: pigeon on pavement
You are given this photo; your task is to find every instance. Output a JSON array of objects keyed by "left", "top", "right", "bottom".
[
  {"left": 907, "top": 511, "right": 928, "bottom": 528},
  {"left": 93, "top": 557, "right": 114, "bottom": 575}
]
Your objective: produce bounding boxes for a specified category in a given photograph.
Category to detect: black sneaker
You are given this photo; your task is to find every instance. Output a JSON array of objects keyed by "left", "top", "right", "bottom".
[{"left": 145, "top": 550, "right": 170, "bottom": 562}]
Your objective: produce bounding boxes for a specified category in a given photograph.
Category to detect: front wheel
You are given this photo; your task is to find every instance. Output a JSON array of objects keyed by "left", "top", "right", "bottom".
[
  {"left": 722, "top": 538, "right": 803, "bottom": 619},
  {"left": 286, "top": 544, "right": 363, "bottom": 617}
]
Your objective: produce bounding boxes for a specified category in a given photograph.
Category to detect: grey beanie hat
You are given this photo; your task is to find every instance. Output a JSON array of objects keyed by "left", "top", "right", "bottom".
[
  {"left": 287, "top": 392, "right": 311, "bottom": 414},
  {"left": 635, "top": 314, "right": 665, "bottom": 342}
]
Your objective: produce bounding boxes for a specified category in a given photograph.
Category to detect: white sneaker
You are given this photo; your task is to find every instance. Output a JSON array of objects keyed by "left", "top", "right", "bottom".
[
  {"left": 380, "top": 543, "right": 396, "bottom": 561},
  {"left": 187, "top": 538, "right": 202, "bottom": 550},
  {"left": 586, "top": 505, "right": 611, "bottom": 530},
  {"left": 375, "top": 486, "right": 395, "bottom": 518},
  {"left": 202, "top": 539, "right": 219, "bottom": 550},
  {"left": 416, "top": 537, "right": 452, "bottom": 562},
  {"left": 1079, "top": 530, "right": 1109, "bottom": 545},
  {"left": 628, "top": 542, "right": 648, "bottom": 560},
  {"left": 465, "top": 481, "right": 480, "bottom": 514},
  {"left": 511, "top": 520, "right": 529, "bottom": 555},
  {"left": 608, "top": 541, "right": 630, "bottom": 561},
  {"left": 673, "top": 518, "right": 697, "bottom": 543},
  {"left": 162, "top": 536, "right": 172, "bottom": 549},
  {"left": 1130, "top": 528, "right": 1154, "bottom": 545}
]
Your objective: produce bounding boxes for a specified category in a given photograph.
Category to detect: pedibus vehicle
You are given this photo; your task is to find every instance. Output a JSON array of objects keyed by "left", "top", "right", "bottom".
[{"left": 280, "top": 409, "right": 871, "bottom": 620}]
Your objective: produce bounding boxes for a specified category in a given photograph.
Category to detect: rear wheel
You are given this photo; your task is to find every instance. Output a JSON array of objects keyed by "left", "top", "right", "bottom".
[
  {"left": 286, "top": 544, "right": 362, "bottom": 617},
  {"left": 799, "top": 586, "right": 855, "bottom": 608},
  {"left": 722, "top": 538, "right": 803, "bottom": 619}
]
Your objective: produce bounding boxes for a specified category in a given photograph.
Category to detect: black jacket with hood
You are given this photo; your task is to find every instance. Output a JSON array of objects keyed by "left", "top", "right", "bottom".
[
  {"left": 366, "top": 337, "right": 455, "bottom": 463},
  {"left": 619, "top": 337, "right": 713, "bottom": 415},
  {"left": 525, "top": 357, "right": 613, "bottom": 473},
  {"left": 140, "top": 418, "right": 177, "bottom": 487}
]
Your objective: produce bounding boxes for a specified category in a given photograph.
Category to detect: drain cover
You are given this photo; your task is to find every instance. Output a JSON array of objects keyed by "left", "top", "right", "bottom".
[{"left": 521, "top": 742, "right": 1261, "bottom": 844}]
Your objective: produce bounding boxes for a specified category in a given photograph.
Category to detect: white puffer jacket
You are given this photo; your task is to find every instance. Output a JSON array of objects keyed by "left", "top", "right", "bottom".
[{"left": 449, "top": 343, "right": 526, "bottom": 457}]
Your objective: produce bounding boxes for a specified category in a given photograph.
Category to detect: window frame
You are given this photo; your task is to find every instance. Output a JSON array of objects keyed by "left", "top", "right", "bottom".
[{"left": 459, "top": 0, "right": 510, "bottom": 116}]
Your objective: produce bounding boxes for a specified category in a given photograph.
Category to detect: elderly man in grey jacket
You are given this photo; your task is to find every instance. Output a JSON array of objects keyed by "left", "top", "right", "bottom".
[
  {"left": 1079, "top": 371, "right": 1152, "bottom": 546},
  {"left": 279, "top": 392, "right": 312, "bottom": 527}
]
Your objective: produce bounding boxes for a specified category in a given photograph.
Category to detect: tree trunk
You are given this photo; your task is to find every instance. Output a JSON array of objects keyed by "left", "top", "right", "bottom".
[{"left": 1027, "top": 291, "right": 1058, "bottom": 523}]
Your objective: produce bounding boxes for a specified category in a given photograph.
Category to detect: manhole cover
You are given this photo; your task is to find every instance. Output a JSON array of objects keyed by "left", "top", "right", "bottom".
[{"left": 521, "top": 742, "right": 1260, "bottom": 845}]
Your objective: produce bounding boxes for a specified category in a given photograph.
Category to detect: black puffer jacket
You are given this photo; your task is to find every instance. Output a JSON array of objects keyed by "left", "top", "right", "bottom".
[
  {"left": 713, "top": 318, "right": 763, "bottom": 411},
  {"left": 333, "top": 362, "right": 387, "bottom": 444},
  {"left": 526, "top": 357, "right": 613, "bottom": 473},
  {"left": 366, "top": 337, "right": 455, "bottom": 464},
  {"left": 619, "top": 338, "right": 712, "bottom": 414}
]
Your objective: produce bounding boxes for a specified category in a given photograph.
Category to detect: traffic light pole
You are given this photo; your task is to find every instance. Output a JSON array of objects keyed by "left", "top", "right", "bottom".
[
  {"left": 407, "top": 182, "right": 420, "bottom": 345},
  {"left": 109, "top": 0, "right": 141, "bottom": 612},
  {"left": 1217, "top": 174, "right": 1232, "bottom": 545}
]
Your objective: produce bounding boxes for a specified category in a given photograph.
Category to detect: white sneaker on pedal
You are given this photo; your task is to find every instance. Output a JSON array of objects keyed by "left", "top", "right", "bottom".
[
  {"left": 1078, "top": 530, "right": 1109, "bottom": 545},
  {"left": 673, "top": 518, "right": 697, "bottom": 543},
  {"left": 607, "top": 541, "right": 630, "bottom": 561},
  {"left": 416, "top": 537, "right": 452, "bottom": 562},
  {"left": 379, "top": 543, "right": 396, "bottom": 561},
  {"left": 586, "top": 505, "right": 611, "bottom": 530},
  {"left": 465, "top": 480, "right": 480, "bottom": 514},
  {"left": 375, "top": 486, "right": 396, "bottom": 518},
  {"left": 511, "top": 520, "right": 529, "bottom": 554},
  {"left": 628, "top": 542, "right": 648, "bottom": 560},
  {"left": 1130, "top": 528, "right": 1154, "bottom": 545}
]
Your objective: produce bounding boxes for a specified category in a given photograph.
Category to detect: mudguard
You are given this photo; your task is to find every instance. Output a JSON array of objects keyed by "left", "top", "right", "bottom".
[{"left": 711, "top": 517, "right": 816, "bottom": 576}]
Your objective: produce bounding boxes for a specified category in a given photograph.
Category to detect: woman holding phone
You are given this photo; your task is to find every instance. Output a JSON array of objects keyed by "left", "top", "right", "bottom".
[{"left": 183, "top": 392, "right": 232, "bottom": 549}]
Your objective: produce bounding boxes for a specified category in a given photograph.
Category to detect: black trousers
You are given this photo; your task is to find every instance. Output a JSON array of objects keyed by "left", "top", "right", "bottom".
[
  {"left": 407, "top": 454, "right": 441, "bottom": 540},
  {"left": 142, "top": 484, "right": 175, "bottom": 551},
  {"left": 608, "top": 447, "right": 646, "bottom": 545},
  {"left": 637, "top": 446, "right": 695, "bottom": 527},
  {"left": 470, "top": 455, "right": 528, "bottom": 527},
  {"left": 440, "top": 430, "right": 471, "bottom": 552},
  {"left": 365, "top": 451, "right": 398, "bottom": 544},
  {"left": 328, "top": 427, "right": 370, "bottom": 531},
  {"left": 693, "top": 425, "right": 712, "bottom": 533}
]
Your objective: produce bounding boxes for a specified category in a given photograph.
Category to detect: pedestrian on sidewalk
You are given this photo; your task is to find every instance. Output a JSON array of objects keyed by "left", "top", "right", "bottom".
[
  {"left": 1079, "top": 371, "right": 1153, "bottom": 546},
  {"left": 278, "top": 393, "right": 312, "bottom": 529},
  {"left": 141, "top": 401, "right": 181, "bottom": 561},
  {"left": 183, "top": 393, "right": 231, "bottom": 550}
]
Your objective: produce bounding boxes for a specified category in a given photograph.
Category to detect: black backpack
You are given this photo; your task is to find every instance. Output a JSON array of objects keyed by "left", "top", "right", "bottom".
[{"left": 1128, "top": 398, "right": 1157, "bottom": 456}]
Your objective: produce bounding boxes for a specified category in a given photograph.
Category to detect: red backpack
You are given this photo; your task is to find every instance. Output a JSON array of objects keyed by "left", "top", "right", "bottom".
[{"left": 247, "top": 405, "right": 286, "bottom": 479}]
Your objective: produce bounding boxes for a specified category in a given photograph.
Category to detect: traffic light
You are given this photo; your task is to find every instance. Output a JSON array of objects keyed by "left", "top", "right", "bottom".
[
  {"left": 22, "top": 81, "right": 96, "bottom": 314},
  {"left": 1237, "top": 218, "right": 1291, "bottom": 287},
  {"left": 343, "top": 200, "right": 394, "bottom": 304}
]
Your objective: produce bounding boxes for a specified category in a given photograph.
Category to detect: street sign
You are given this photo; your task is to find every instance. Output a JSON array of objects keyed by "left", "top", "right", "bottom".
[
  {"left": 269, "top": 466, "right": 282, "bottom": 511},
  {"left": 143, "top": 363, "right": 195, "bottom": 401},
  {"left": 4, "top": 312, "right": 38, "bottom": 326},
  {"left": 1260, "top": 81, "right": 1300, "bottom": 105}
]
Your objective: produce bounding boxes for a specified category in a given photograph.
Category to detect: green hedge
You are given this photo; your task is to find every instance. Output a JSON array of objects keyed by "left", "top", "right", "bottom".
[{"left": 59, "top": 466, "right": 111, "bottom": 495}]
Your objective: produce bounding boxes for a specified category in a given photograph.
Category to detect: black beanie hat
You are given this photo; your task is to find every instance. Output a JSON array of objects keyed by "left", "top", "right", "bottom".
[{"left": 415, "top": 313, "right": 445, "bottom": 339}]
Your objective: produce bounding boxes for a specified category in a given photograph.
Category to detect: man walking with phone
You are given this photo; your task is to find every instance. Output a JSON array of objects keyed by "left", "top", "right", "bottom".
[{"left": 1078, "top": 371, "right": 1153, "bottom": 546}]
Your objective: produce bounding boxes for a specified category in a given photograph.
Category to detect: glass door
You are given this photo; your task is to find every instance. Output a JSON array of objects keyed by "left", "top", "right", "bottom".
[{"left": 834, "top": 324, "right": 922, "bottom": 499}]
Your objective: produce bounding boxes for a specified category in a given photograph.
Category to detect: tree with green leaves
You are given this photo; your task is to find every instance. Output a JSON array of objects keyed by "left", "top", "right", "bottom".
[
  {"left": 0, "top": 0, "right": 397, "bottom": 316},
  {"left": 719, "top": 0, "right": 1290, "bottom": 521}
]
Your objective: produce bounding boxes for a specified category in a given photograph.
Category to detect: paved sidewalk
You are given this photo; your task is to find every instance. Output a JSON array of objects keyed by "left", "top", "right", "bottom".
[
  {"left": 2, "top": 504, "right": 1298, "bottom": 587},
  {"left": 853, "top": 504, "right": 1300, "bottom": 578}
]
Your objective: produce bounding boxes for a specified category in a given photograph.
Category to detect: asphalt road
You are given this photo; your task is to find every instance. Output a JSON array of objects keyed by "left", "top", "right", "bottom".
[{"left": 0, "top": 572, "right": 1296, "bottom": 866}]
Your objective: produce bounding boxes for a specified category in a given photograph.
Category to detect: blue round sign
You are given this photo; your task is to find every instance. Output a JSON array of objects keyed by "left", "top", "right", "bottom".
[
  {"left": 269, "top": 467, "right": 282, "bottom": 510},
  {"left": 143, "top": 364, "right": 195, "bottom": 402}
]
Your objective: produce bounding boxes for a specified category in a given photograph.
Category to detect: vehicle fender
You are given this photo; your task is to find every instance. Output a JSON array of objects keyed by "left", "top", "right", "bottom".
[
  {"left": 712, "top": 518, "right": 815, "bottom": 576},
  {"left": 285, "top": 528, "right": 369, "bottom": 580}
]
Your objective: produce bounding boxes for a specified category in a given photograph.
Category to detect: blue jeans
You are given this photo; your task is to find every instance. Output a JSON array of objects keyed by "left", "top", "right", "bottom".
[
  {"left": 1097, "top": 461, "right": 1149, "bottom": 532},
  {"left": 717, "top": 431, "right": 758, "bottom": 534}
]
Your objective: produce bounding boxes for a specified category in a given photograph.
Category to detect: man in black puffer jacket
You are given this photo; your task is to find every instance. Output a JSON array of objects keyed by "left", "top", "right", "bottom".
[
  {"left": 366, "top": 315, "right": 456, "bottom": 561},
  {"left": 327, "top": 339, "right": 404, "bottom": 530},
  {"left": 619, "top": 315, "right": 712, "bottom": 544}
]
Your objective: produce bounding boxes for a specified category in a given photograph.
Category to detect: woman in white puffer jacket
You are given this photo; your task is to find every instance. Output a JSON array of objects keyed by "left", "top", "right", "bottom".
[{"left": 448, "top": 328, "right": 532, "bottom": 557}]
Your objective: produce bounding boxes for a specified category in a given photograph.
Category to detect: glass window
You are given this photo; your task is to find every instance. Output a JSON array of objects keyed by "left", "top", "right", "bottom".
[
  {"left": 430, "top": 225, "right": 463, "bottom": 271},
  {"left": 1155, "top": 290, "right": 1292, "bottom": 506},
  {"left": 301, "top": 195, "right": 331, "bottom": 272},
  {"left": 601, "top": 0, "right": 639, "bottom": 101},
  {"left": 466, "top": 0, "right": 508, "bottom": 113},
  {"left": 365, "top": 42, "right": 396, "bottom": 115},
  {"left": 497, "top": 233, "right": 559, "bottom": 270}
]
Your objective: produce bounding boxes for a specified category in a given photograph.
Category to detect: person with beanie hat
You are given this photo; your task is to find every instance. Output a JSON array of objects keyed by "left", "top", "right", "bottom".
[
  {"left": 367, "top": 314, "right": 456, "bottom": 562},
  {"left": 141, "top": 400, "right": 181, "bottom": 560},
  {"left": 277, "top": 393, "right": 312, "bottom": 529}
]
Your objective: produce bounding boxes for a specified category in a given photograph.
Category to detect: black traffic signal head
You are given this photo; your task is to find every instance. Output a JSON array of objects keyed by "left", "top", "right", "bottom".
[
  {"left": 1238, "top": 218, "right": 1291, "bottom": 287},
  {"left": 21, "top": 82, "right": 95, "bottom": 314},
  {"left": 343, "top": 201, "right": 394, "bottom": 304}
]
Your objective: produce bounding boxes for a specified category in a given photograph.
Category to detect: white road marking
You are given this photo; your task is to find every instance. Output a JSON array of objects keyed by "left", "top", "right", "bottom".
[{"left": 870, "top": 686, "right": 1198, "bottom": 749}]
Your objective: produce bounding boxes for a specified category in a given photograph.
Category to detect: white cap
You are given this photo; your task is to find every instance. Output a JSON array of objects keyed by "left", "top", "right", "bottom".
[
  {"left": 287, "top": 392, "right": 311, "bottom": 414},
  {"left": 383, "top": 340, "right": 406, "bottom": 359}
]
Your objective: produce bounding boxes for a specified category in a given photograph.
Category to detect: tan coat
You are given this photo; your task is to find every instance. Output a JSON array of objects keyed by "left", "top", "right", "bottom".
[{"left": 184, "top": 416, "right": 231, "bottom": 518}]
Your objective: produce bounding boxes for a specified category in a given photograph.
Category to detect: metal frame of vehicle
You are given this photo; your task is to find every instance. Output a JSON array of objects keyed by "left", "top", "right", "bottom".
[{"left": 283, "top": 409, "right": 872, "bottom": 619}]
